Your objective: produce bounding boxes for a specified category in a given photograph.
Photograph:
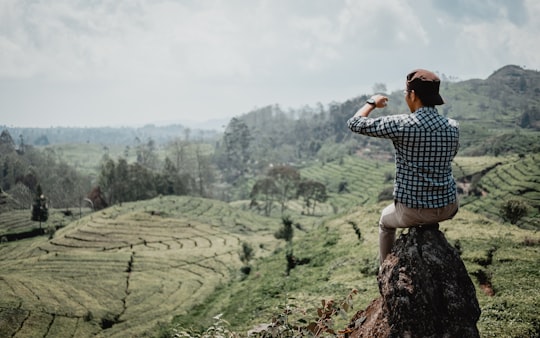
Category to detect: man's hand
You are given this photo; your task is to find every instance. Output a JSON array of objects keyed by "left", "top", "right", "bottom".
[
  {"left": 353, "top": 94, "right": 389, "bottom": 118},
  {"left": 372, "top": 94, "right": 389, "bottom": 108}
]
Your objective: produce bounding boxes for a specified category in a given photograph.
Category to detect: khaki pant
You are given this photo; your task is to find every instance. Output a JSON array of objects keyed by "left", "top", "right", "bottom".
[{"left": 379, "top": 200, "right": 458, "bottom": 265}]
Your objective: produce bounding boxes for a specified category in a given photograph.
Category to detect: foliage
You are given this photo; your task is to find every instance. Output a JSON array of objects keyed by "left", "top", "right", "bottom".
[
  {"left": 239, "top": 241, "right": 254, "bottom": 266},
  {"left": 348, "top": 221, "right": 363, "bottom": 243},
  {"left": 135, "top": 137, "right": 159, "bottom": 170},
  {"left": 297, "top": 179, "right": 328, "bottom": 215},
  {"left": 249, "top": 177, "right": 278, "bottom": 216},
  {"left": 97, "top": 145, "right": 215, "bottom": 205},
  {"left": 267, "top": 165, "right": 301, "bottom": 214},
  {"left": 0, "top": 130, "right": 92, "bottom": 208},
  {"left": 500, "top": 199, "right": 529, "bottom": 224},
  {"left": 0, "top": 129, "right": 16, "bottom": 151},
  {"left": 30, "top": 184, "right": 48, "bottom": 227},
  {"left": 215, "top": 117, "right": 253, "bottom": 185},
  {"left": 172, "top": 314, "right": 238, "bottom": 338},
  {"left": 246, "top": 289, "right": 359, "bottom": 337},
  {"left": 171, "top": 289, "right": 359, "bottom": 338},
  {"left": 250, "top": 165, "right": 319, "bottom": 217},
  {"left": 274, "top": 216, "right": 294, "bottom": 243}
]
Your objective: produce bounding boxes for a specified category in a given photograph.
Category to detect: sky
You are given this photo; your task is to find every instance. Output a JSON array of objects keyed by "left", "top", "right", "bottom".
[{"left": 1, "top": 0, "right": 539, "bottom": 128}]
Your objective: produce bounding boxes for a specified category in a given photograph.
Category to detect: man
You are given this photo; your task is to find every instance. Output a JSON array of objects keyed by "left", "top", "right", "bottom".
[{"left": 347, "top": 69, "right": 459, "bottom": 265}]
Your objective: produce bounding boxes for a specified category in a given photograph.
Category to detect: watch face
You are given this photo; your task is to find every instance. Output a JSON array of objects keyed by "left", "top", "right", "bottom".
[{"left": 367, "top": 98, "right": 376, "bottom": 105}]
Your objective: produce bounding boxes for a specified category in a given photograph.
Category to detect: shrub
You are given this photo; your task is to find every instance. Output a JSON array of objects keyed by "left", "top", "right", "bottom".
[{"left": 500, "top": 199, "right": 529, "bottom": 224}]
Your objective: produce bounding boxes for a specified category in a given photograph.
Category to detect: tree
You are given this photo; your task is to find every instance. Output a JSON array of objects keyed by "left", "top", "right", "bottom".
[
  {"left": 275, "top": 216, "right": 306, "bottom": 276},
  {"left": 98, "top": 157, "right": 116, "bottom": 205},
  {"left": 9, "top": 182, "right": 33, "bottom": 208},
  {"left": 297, "top": 180, "right": 328, "bottom": 215},
  {"left": 128, "top": 162, "right": 156, "bottom": 201},
  {"left": 217, "top": 117, "right": 253, "bottom": 184},
  {"left": 135, "top": 137, "right": 159, "bottom": 170},
  {"left": 46, "top": 161, "right": 86, "bottom": 209},
  {"left": 156, "top": 157, "right": 178, "bottom": 195},
  {"left": 239, "top": 241, "right": 255, "bottom": 276},
  {"left": 274, "top": 216, "right": 294, "bottom": 243},
  {"left": 250, "top": 177, "right": 279, "bottom": 216},
  {"left": 267, "top": 165, "right": 301, "bottom": 214},
  {"left": 500, "top": 199, "right": 529, "bottom": 225},
  {"left": 31, "top": 184, "right": 48, "bottom": 228},
  {"left": 115, "top": 158, "right": 130, "bottom": 203},
  {"left": 194, "top": 145, "right": 214, "bottom": 197},
  {"left": 86, "top": 186, "right": 108, "bottom": 211},
  {"left": 0, "top": 129, "right": 15, "bottom": 152},
  {"left": 167, "top": 138, "right": 189, "bottom": 173}
]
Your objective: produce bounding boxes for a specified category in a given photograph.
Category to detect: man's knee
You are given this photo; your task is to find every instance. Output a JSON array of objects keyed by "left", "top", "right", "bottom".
[{"left": 379, "top": 222, "right": 396, "bottom": 234}]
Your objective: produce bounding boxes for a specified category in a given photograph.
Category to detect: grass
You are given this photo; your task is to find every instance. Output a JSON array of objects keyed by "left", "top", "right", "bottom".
[
  {"left": 0, "top": 196, "right": 282, "bottom": 337},
  {"left": 166, "top": 206, "right": 540, "bottom": 337},
  {"left": 459, "top": 154, "right": 540, "bottom": 227},
  {"left": 1, "top": 154, "right": 539, "bottom": 337}
]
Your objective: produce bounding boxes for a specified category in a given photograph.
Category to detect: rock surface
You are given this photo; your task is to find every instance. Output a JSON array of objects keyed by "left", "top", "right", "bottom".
[{"left": 345, "top": 225, "right": 481, "bottom": 338}]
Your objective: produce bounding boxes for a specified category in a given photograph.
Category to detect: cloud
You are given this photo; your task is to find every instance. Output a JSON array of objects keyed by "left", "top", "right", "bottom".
[
  {"left": 431, "top": 0, "right": 528, "bottom": 25},
  {"left": 0, "top": 0, "right": 539, "bottom": 127}
]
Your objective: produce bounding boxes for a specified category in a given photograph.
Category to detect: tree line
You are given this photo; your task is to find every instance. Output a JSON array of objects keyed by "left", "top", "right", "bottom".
[
  {"left": 96, "top": 138, "right": 215, "bottom": 206},
  {"left": 0, "top": 129, "right": 91, "bottom": 210}
]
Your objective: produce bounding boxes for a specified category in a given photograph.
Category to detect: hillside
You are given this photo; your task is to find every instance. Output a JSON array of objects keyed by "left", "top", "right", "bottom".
[
  {"left": 165, "top": 206, "right": 540, "bottom": 337},
  {"left": 453, "top": 154, "right": 540, "bottom": 228},
  {"left": 1, "top": 154, "right": 539, "bottom": 337},
  {"left": 0, "top": 196, "right": 283, "bottom": 337},
  {"left": 1, "top": 64, "right": 539, "bottom": 337},
  {"left": 442, "top": 65, "right": 540, "bottom": 127},
  {"left": 0, "top": 188, "right": 22, "bottom": 213}
]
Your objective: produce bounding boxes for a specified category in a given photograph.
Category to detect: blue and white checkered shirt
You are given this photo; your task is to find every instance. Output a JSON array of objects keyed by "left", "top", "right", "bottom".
[{"left": 347, "top": 106, "right": 459, "bottom": 208}]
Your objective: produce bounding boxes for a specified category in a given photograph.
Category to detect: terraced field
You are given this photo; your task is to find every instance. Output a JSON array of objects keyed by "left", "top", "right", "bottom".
[
  {"left": 300, "top": 156, "right": 395, "bottom": 212},
  {"left": 300, "top": 154, "right": 540, "bottom": 229},
  {"left": 0, "top": 210, "right": 36, "bottom": 235},
  {"left": 0, "top": 196, "right": 281, "bottom": 337},
  {"left": 457, "top": 154, "right": 540, "bottom": 227},
  {"left": 452, "top": 155, "right": 510, "bottom": 179}
]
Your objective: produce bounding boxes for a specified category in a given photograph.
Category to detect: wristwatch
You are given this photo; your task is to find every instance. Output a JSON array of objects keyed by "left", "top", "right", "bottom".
[{"left": 366, "top": 98, "right": 376, "bottom": 106}]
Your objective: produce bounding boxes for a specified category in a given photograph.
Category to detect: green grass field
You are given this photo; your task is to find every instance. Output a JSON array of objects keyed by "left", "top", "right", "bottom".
[
  {"left": 0, "top": 196, "right": 282, "bottom": 337},
  {"left": 166, "top": 206, "right": 540, "bottom": 337},
  {"left": 1, "top": 154, "right": 539, "bottom": 337}
]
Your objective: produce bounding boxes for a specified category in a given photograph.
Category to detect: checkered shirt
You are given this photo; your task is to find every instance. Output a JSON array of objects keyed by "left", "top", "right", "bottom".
[{"left": 347, "top": 106, "right": 459, "bottom": 208}]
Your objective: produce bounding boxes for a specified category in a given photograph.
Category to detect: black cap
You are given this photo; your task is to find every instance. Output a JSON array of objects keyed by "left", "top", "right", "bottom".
[{"left": 406, "top": 69, "right": 444, "bottom": 106}]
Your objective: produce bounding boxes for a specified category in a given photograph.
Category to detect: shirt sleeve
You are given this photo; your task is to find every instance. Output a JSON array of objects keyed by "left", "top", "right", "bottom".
[{"left": 347, "top": 115, "right": 405, "bottom": 140}]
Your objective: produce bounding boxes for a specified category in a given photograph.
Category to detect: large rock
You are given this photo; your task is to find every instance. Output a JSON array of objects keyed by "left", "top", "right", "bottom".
[{"left": 345, "top": 225, "right": 481, "bottom": 338}]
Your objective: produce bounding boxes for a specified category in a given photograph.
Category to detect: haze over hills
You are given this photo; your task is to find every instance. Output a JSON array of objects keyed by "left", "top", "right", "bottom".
[{"left": 2, "top": 65, "right": 539, "bottom": 147}]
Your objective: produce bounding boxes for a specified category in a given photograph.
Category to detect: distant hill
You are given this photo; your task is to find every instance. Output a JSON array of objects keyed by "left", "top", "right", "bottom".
[
  {"left": 1, "top": 123, "right": 221, "bottom": 146},
  {"left": 441, "top": 65, "right": 540, "bottom": 130}
]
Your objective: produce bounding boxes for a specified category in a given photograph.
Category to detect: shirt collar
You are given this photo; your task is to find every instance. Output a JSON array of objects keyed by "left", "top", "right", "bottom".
[{"left": 413, "top": 106, "right": 438, "bottom": 115}]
